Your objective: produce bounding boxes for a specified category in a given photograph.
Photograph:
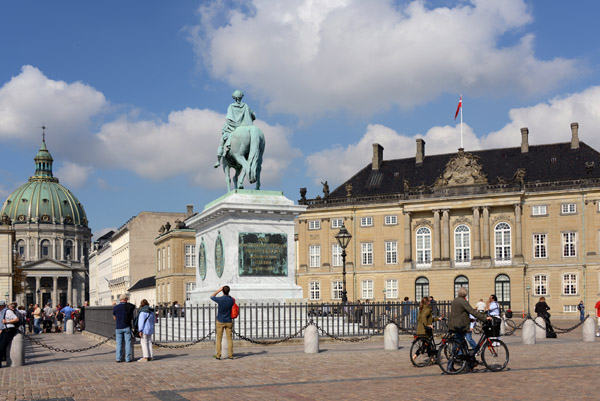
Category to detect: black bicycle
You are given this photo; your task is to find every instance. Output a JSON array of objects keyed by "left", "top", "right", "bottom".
[
  {"left": 437, "top": 320, "right": 509, "bottom": 374},
  {"left": 410, "top": 320, "right": 450, "bottom": 367}
]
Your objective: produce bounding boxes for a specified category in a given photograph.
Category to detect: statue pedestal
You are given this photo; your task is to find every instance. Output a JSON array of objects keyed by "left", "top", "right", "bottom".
[{"left": 187, "top": 190, "right": 306, "bottom": 304}]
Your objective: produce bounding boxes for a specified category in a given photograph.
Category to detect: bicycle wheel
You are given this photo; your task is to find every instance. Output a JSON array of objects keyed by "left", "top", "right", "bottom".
[
  {"left": 481, "top": 338, "right": 509, "bottom": 372},
  {"left": 504, "top": 319, "right": 517, "bottom": 335},
  {"left": 437, "top": 339, "right": 468, "bottom": 374},
  {"left": 410, "top": 338, "right": 434, "bottom": 367}
]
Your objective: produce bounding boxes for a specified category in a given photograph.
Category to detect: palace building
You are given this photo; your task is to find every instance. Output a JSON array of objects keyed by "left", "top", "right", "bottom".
[{"left": 296, "top": 123, "right": 600, "bottom": 317}]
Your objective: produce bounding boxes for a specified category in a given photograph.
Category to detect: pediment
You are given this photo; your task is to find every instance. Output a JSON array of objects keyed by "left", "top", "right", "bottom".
[
  {"left": 434, "top": 149, "right": 488, "bottom": 188},
  {"left": 21, "top": 258, "right": 77, "bottom": 271}
]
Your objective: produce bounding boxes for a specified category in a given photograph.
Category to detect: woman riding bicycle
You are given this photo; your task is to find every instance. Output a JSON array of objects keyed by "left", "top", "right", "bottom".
[{"left": 413, "top": 297, "right": 441, "bottom": 362}]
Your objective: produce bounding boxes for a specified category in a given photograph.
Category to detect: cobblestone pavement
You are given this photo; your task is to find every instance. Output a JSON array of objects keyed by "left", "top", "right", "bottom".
[{"left": 1, "top": 319, "right": 599, "bottom": 401}]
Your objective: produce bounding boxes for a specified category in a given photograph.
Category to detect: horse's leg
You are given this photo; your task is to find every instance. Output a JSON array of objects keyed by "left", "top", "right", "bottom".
[
  {"left": 224, "top": 164, "right": 231, "bottom": 192},
  {"left": 233, "top": 166, "right": 241, "bottom": 189},
  {"left": 232, "top": 153, "right": 249, "bottom": 189},
  {"left": 255, "top": 166, "right": 261, "bottom": 190}
]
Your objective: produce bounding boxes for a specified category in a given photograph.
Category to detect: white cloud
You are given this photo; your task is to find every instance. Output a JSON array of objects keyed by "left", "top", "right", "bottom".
[
  {"left": 55, "top": 162, "right": 93, "bottom": 188},
  {"left": 190, "top": 0, "right": 578, "bottom": 117},
  {"left": 306, "top": 86, "right": 600, "bottom": 186}
]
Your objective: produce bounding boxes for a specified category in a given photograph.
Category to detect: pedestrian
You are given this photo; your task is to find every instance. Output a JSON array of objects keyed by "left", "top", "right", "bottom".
[
  {"left": 413, "top": 297, "right": 440, "bottom": 363},
  {"left": 402, "top": 297, "right": 410, "bottom": 327},
  {"left": 32, "top": 303, "right": 42, "bottom": 334},
  {"left": 429, "top": 296, "right": 439, "bottom": 317},
  {"left": 54, "top": 304, "right": 62, "bottom": 332},
  {"left": 475, "top": 298, "right": 486, "bottom": 313},
  {"left": 136, "top": 299, "right": 155, "bottom": 362},
  {"left": 535, "top": 297, "right": 556, "bottom": 338},
  {"left": 61, "top": 303, "right": 75, "bottom": 328},
  {"left": 42, "top": 303, "right": 54, "bottom": 333},
  {"left": 577, "top": 300, "right": 585, "bottom": 323},
  {"left": 26, "top": 304, "right": 34, "bottom": 333},
  {"left": 0, "top": 301, "right": 21, "bottom": 368},
  {"left": 113, "top": 294, "right": 135, "bottom": 363},
  {"left": 210, "top": 286, "right": 234, "bottom": 360},
  {"left": 79, "top": 301, "right": 87, "bottom": 331},
  {"left": 17, "top": 306, "right": 27, "bottom": 333}
]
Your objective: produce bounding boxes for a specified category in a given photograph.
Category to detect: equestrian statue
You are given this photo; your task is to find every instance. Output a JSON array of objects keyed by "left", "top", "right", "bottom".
[{"left": 214, "top": 89, "right": 265, "bottom": 191}]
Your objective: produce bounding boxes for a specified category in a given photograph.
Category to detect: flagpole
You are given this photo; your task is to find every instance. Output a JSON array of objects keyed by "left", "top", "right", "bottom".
[{"left": 460, "top": 94, "right": 463, "bottom": 149}]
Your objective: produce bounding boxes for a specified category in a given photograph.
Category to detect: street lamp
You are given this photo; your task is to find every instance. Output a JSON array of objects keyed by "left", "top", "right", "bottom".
[
  {"left": 335, "top": 223, "right": 352, "bottom": 304},
  {"left": 525, "top": 285, "right": 531, "bottom": 319}
]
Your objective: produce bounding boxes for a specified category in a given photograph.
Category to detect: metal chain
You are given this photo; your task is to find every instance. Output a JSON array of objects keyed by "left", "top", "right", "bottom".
[
  {"left": 24, "top": 333, "right": 115, "bottom": 353},
  {"left": 153, "top": 330, "right": 215, "bottom": 349},
  {"left": 313, "top": 322, "right": 384, "bottom": 342},
  {"left": 528, "top": 314, "right": 589, "bottom": 333},
  {"left": 233, "top": 321, "right": 313, "bottom": 345}
]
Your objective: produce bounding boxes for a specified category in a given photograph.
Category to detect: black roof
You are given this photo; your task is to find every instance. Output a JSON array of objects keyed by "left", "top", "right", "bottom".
[
  {"left": 327, "top": 142, "right": 600, "bottom": 199},
  {"left": 128, "top": 276, "right": 156, "bottom": 291}
]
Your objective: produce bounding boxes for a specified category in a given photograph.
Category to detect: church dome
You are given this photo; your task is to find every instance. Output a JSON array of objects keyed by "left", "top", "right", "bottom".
[{"left": 0, "top": 138, "right": 88, "bottom": 227}]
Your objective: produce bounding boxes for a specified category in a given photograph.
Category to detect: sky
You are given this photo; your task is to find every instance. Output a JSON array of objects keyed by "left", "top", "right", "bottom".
[{"left": 1, "top": 0, "right": 600, "bottom": 239}]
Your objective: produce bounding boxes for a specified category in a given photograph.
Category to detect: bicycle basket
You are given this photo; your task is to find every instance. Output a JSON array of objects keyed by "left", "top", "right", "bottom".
[
  {"left": 505, "top": 309, "right": 513, "bottom": 319},
  {"left": 483, "top": 318, "right": 501, "bottom": 337}
]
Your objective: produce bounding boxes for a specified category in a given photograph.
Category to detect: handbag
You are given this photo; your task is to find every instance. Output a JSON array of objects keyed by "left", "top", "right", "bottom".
[{"left": 231, "top": 298, "right": 239, "bottom": 319}]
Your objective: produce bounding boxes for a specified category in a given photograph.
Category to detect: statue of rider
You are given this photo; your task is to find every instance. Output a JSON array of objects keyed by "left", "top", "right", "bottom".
[{"left": 214, "top": 89, "right": 256, "bottom": 168}]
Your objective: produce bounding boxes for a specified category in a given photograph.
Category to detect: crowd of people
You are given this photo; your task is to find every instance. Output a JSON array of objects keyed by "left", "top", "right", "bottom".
[{"left": 18, "top": 301, "right": 88, "bottom": 335}]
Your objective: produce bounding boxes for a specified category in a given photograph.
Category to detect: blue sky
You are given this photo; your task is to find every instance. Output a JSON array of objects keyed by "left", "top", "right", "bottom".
[{"left": 1, "top": 0, "right": 600, "bottom": 238}]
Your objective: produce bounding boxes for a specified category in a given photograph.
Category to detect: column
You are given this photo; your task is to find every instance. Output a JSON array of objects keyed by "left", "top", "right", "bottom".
[
  {"left": 52, "top": 276, "right": 58, "bottom": 306},
  {"left": 433, "top": 210, "right": 441, "bottom": 261},
  {"left": 51, "top": 238, "right": 56, "bottom": 259},
  {"left": 442, "top": 209, "right": 450, "bottom": 260},
  {"left": 472, "top": 207, "right": 481, "bottom": 259},
  {"left": 74, "top": 239, "right": 79, "bottom": 262},
  {"left": 482, "top": 207, "right": 490, "bottom": 259},
  {"left": 514, "top": 203, "right": 523, "bottom": 258},
  {"left": 67, "top": 276, "right": 72, "bottom": 305},
  {"left": 403, "top": 212, "right": 412, "bottom": 262},
  {"left": 35, "top": 276, "right": 41, "bottom": 305},
  {"left": 60, "top": 238, "right": 65, "bottom": 261}
]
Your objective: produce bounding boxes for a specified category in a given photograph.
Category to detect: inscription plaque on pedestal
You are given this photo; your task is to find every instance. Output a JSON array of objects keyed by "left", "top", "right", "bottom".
[{"left": 239, "top": 233, "right": 287, "bottom": 276}]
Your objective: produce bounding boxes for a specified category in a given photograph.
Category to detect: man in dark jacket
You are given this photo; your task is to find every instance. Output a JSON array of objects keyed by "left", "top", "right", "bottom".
[
  {"left": 112, "top": 294, "right": 135, "bottom": 363},
  {"left": 210, "top": 286, "right": 234, "bottom": 360}
]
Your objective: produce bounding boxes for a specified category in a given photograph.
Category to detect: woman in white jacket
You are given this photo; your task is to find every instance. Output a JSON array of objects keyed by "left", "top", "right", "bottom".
[{"left": 137, "top": 299, "right": 155, "bottom": 362}]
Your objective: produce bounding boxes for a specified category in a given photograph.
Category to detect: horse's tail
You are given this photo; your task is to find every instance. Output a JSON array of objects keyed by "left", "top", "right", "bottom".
[{"left": 247, "top": 126, "right": 264, "bottom": 183}]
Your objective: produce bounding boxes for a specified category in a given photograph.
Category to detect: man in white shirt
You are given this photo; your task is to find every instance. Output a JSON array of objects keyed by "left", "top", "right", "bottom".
[
  {"left": 0, "top": 301, "right": 21, "bottom": 368},
  {"left": 475, "top": 298, "right": 486, "bottom": 312}
]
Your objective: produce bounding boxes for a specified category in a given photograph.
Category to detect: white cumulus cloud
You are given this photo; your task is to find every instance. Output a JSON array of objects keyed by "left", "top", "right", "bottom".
[
  {"left": 190, "top": 0, "right": 578, "bottom": 117},
  {"left": 55, "top": 161, "right": 93, "bottom": 189}
]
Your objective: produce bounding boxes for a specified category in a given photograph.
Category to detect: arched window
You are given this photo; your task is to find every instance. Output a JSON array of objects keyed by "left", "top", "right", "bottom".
[
  {"left": 415, "top": 276, "right": 430, "bottom": 300},
  {"left": 495, "top": 274, "right": 511, "bottom": 310},
  {"left": 454, "top": 275, "right": 469, "bottom": 299},
  {"left": 40, "top": 239, "right": 50, "bottom": 258},
  {"left": 64, "top": 240, "right": 73, "bottom": 260},
  {"left": 494, "top": 222, "right": 511, "bottom": 264},
  {"left": 416, "top": 227, "right": 432, "bottom": 267},
  {"left": 454, "top": 224, "right": 470, "bottom": 265},
  {"left": 16, "top": 240, "right": 25, "bottom": 258}
]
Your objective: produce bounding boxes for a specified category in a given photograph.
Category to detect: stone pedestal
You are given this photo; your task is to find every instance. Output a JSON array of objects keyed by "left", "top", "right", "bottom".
[
  {"left": 8, "top": 333, "right": 25, "bottom": 367},
  {"left": 65, "top": 319, "right": 74, "bottom": 334},
  {"left": 304, "top": 325, "right": 319, "bottom": 354},
  {"left": 384, "top": 323, "right": 398, "bottom": 350},
  {"left": 534, "top": 317, "right": 546, "bottom": 339},
  {"left": 522, "top": 320, "right": 536, "bottom": 345},
  {"left": 583, "top": 318, "right": 596, "bottom": 342},
  {"left": 188, "top": 190, "right": 306, "bottom": 304}
]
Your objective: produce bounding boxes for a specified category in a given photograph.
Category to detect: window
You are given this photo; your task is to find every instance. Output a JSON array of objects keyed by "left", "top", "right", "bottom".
[
  {"left": 167, "top": 245, "right": 171, "bottom": 269},
  {"left": 385, "top": 279, "right": 398, "bottom": 299},
  {"left": 532, "top": 205, "right": 547, "bottom": 216},
  {"left": 185, "top": 282, "right": 196, "bottom": 302},
  {"left": 384, "top": 215, "right": 397, "bottom": 225},
  {"left": 562, "top": 232, "right": 576, "bottom": 257},
  {"left": 332, "top": 281, "right": 343, "bottom": 300},
  {"left": 40, "top": 240, "right": 50, "bottom": 258},
  {"left": 494, "top": 222, "right": 511, "bottom": 263},
  {"left": 564, "top": 305, "right": 578, "bottom": 313},
  {"left": 157, "top": 249, "right": 161, "bottom": 271},
  {"left": 454, "top": 275, "right": 469, "bottom": 299},
  {"left": 360, "top": 217, "right": 373, "bottom": 227},
  {"left": 561, "top": 203, "right": 577, "bottom": 214},
  {"left": 362, "top": 280, "right": 373, "bottom": 299},
  {"left": 185, "top": 244, "right": 196, "bottom": 267},
  {"left": 533, "top": 234, "right": 547, "bottom": 258},
  {"left": 416, "top": 227, "right": 432, "bottom": 267},
  {"left": 495, "top": 274, "right": 511, "bottom": 309},
  {"left": 309, "top": 282, "right": 321, "bottom": 300},
  {"left": 415, "top": 277, "right": 429, "bottom": 300},
  {"left": 385, "top": 241, "right": 398, "bottom": 264},
  {"left": 563, "top": 273, "right": 577, "bottom": 295},
  {"left": 331, "top": 244, "right": 342, "bottom": 267},
  {"left": 309, "top": 245, "right": 321, "bottom": 267},
  {"left": 361, "top": 243, "right": 373, "bottom": 265},
  {"left": 17, "top": 240, "right": 25, "bottom": 258},
  {"left": 162, "top": 247, "right": 166, "bottom": 270},
  {"left": 454, "top": 225, "right": 470, "bottom": 265},
  {"left": 308, "top": 220, "right": 321, "bottom": 230},
  {"left": 331, "top": 218, "right": 344, "bottom": 228},
  {"left": 534, "top": 275, "right": 547, "bottom": 296},
  {"left": 167, "top": 282, "right": 171, "bottom": 301},
  {"left": 64, "top": 240, "right": 73, "bottom": 260}
]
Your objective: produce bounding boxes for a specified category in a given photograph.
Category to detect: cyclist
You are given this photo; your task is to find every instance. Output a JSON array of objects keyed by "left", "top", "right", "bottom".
[
  {"left": 413, "top": 297, "right": 441, "bottom": 362},
  {"left": 448, "top": 287, "right": 491, "bottom": 371}
]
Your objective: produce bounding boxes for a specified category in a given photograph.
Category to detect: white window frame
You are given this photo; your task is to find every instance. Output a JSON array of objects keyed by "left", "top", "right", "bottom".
[
  {"left": 360, "top": 217, "right": 373, "bottom": 227},
  {"left": 385, "top": 241, "right": 398, "bottom": 265},
  {"left": 561, "top": 203, "right": 577, "bottom": 214},
  {"left": 332, "top": 281, "right": 343, "bottom": 300},
  {"left": 362, "top": 280, "right": 373, "bottom": 299},
  {"left": 385, "top": 279, "right": 398, "bottom": 299},
  {"left": 157, "top": 249, "right": 161, "bottom": 271},
  {"left": 531, "top": 205, "right": 547, "bottom": 216},
  {"left": 562, "top": 232, "right": 577, "bottom": 257},
  {"left": 331, "top": 218, "right": 344, "bottom": 229},
  {"left": 416, "top": 227, "right": 432, "bottom": 267},
  {"left": 533, "top": 233, "right": 547, "bottom": 258},
  {"left": 309, "top": 245, "right": 321, "bottom": 268},
  {"left": 562, "top": 273, "right": 577, "bottom": 295},
  {"left": 533, "top": 274, "right": 547, "bottom": 296},
  {"left": 185, "top": 282, "right": 196, "bottom": 302},
  {"left": 185, "top": 244, "right": 196, "bottom": 267},
  {"left": 563, "top": 305, "right": 578, "bottom": 313},
  {"left": 494, "top": 222, "right": 511, "bottom": 265},
  {"left": 167, "top": 245, "right": 171, "bottom": 269},
  {"left": 162, "top": 247, "right": 166, "bottom": 270},
  {"left": 454, "top": 225, "right": 470, "bottom": 266},
  {"left": 361, "top": 242, "right": 373, "bottom": 265},
  {"left": 331, "top": 244, "right": 342, "bottom": 267},
  {"left": 309, "top": 281, "right": 321, "bottom": 300},
  {"left": 308, "top": 220, "right": 321, "bottom": 230},
  {"left": 384, "top": 215, "right": 397, "bottom": 225}
]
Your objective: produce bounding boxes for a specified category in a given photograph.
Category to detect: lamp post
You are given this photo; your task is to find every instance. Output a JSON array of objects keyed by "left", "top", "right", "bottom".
[
  {"left": 335, "top": 224, "right": 352, "bottom": 304},
  {"left": 525, "top": 285, "right": 531, "bottom": 319}
]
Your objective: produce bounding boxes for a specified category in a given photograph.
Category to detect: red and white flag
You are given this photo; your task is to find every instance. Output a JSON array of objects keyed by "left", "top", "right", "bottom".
[{"left": 454, "top": 95, "right": 462, "bottom": 120}]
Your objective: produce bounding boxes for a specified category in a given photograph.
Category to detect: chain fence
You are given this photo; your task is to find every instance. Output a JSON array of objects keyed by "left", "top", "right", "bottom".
[{"left": 23, "top": 333, "right": 115, "bottom": 353}]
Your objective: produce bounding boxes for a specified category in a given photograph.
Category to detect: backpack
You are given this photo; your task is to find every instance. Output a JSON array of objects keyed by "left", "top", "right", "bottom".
[{"left": 231, "top": 298, "right": 239, "bottom": 319}]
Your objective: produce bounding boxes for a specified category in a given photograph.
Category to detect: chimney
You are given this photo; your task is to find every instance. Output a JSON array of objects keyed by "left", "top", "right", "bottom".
[
  {"left": 372, "top": 143, "right": 384, "bottom": 170},
  {"left": 416, "top": 138, "right": 426, "bottom": 165},
  {"left": 186, "top": 204, "right": 194, "bottom": 216},
  {"left": 571, "top": 122, "right": 579, "bottom": 149},
  {"left": 520, "top": 127, "right": 529, "bottom": 153}
]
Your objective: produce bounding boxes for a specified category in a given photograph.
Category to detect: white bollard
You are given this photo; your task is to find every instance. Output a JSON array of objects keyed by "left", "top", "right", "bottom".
[
  {"left": 534, "top": 317, "right": 546, "bottom": 339},
  {"left": 500, "top": 320, "right": 506, "bottom": 336},
  {"left": 522, "top": 319, "right": 536, "bottom": 345},
  {"left": 65, "top": 319, "right": 75, "bottom": 334},
  {"left": 8, "top": 332, "right": 25, "bottom": 367},
  {"left": 384, "top": 323, "right": 399, "bottom": 350},
  {"left": 583, "top": 317, "right": 596, "bottom": 342},
  {"left": 219, "top": 334, "right": 230, "bottom": 357},
  {"left": 304, "top": 325, "right": 319, "bottom": 354}
]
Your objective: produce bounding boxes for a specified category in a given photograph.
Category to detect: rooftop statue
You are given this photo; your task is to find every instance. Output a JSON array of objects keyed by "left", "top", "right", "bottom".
[{"left": 214, "top": 90, "right": 265, "bottom": 191}]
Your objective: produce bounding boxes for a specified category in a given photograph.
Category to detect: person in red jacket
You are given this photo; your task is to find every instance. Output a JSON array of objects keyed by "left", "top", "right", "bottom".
[{"left": 595, "top": 299, "right": 600, "bottom": 337}]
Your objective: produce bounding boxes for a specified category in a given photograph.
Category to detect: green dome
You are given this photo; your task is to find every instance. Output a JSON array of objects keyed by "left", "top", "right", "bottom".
[{"left": 0, "top": 139, "right": 88, "bottom": 227}]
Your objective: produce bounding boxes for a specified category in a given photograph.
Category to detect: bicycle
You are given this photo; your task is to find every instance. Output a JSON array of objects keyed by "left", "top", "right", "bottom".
[
  {"left": 410, "top": 319, "right": 450, "bottom": 367},
  {"left": 437, "top": 319, "right": 509, "bottom": 374},
  {"left": 473, "top": 312, "right": 517, "bottom": 336}
]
